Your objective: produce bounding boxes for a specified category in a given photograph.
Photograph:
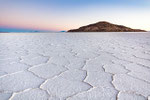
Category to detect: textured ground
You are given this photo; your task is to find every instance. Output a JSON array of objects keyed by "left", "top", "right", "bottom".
[{"left": 0, "top": 32, "right": 150, "bottom": 100}]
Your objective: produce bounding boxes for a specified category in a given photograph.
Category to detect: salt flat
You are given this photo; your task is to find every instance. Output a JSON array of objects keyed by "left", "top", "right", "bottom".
[{"left": 0, "top": 32, "right": 150, "bottom": 100}]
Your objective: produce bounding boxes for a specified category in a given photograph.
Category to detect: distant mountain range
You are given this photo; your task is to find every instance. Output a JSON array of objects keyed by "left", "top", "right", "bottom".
[
  {"left": 0, "top": 27, "right": 53, "bottom": 33},
  {"left": 60, "top": 31, "right": 66, "bottom": 32},
  {"left": 68, "top": 21, "right": 146, "bottom": 32}
]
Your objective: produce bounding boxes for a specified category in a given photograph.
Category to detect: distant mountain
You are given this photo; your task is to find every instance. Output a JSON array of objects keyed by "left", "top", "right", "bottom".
[
  {"left": 0, "top": 27, "right": 53, "bottom": 33},
  {"left": 60, "top": 31, "right": 66, "bottom": 32},
  {"left": 68, "top": 21, "right": 146, "bottom": 32},
  {"left": 0, "top": 31, "right": 9, "bottom": 33}
]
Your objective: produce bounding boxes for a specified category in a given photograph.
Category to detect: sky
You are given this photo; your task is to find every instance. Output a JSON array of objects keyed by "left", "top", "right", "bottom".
[{"left": 0, "top": 0, "right": 150, "bottom": 32}]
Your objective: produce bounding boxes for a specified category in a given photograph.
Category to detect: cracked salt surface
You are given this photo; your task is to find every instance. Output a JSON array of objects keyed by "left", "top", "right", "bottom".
[
  {"left": 0, "top": 93, "right": 12, "bottom": 100},
  {"left": 118, "top": 92, "right": 146, "bottom": 100},
  {"left": 10, "top": 88, "right": 49, "bottom": 100},
  {"left": 29, "top": 63, "right": 68, "bottom": 79},
  {"left": 0, "top": 71, "right": 44, "bottom": 92},
  {"left": 0, "top": 32, "right": 150, "bottom": 100},
  {"left": 41, "top": 77, "right": 91, "bottom": 100},
  {"left": 67, "top": 87, "right": 118, "bottom": 100}
]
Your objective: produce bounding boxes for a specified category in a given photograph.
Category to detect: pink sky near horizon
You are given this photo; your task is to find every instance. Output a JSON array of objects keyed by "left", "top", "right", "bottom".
[{"left": 0, "top": 0, "right": 150, "bottom": 31}]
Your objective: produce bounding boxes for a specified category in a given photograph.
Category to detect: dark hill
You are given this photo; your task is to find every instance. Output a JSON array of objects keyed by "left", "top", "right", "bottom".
[{"left": 68, "top": 21, "right": 146, "bottom": 32}]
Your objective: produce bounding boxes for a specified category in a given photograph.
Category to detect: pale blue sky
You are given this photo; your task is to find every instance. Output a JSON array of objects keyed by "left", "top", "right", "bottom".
[{"left": 0, "top": 0, "right": 150, "bottom": 32}]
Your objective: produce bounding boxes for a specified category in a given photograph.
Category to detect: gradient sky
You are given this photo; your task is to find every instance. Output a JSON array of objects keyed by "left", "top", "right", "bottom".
[{"left": 0, "top": 0, "right": 150, "bottom": 32}]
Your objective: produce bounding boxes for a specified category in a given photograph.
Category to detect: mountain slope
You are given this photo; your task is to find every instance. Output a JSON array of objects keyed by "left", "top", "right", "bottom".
[{"left": 68, "top": 21, "right": 146, "bottom": 32}]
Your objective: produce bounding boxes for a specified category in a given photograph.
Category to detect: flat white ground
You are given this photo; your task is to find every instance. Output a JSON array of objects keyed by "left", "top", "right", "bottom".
[{"left": 0, "top": 32, "right": 150, "bottom": 100}]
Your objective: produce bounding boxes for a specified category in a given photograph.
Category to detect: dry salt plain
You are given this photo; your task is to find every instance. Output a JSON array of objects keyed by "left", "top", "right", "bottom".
[{"left": 0, "top": 32, "right": 150, "bottom": 100}]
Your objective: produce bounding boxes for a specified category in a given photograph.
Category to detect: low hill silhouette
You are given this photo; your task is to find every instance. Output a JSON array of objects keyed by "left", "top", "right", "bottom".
[{"left": 68, "top": 21, "right": 146, "bottom": 32}]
